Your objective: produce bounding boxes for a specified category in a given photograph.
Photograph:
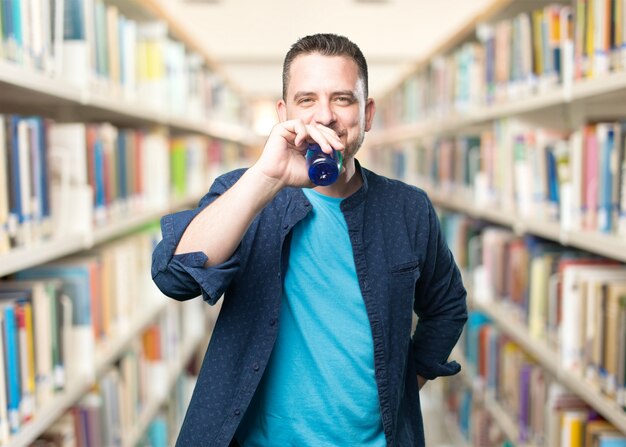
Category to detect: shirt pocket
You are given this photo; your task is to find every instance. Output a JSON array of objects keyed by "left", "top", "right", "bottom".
[
  {"left": 388, "top": 259, "right": 421, "bottom": 298},
  {"left": 389, "top": 259, "right": 421, "bottom": 278},
  {"left": 387, "top": 259, "right": 421, "bottom": 329}
]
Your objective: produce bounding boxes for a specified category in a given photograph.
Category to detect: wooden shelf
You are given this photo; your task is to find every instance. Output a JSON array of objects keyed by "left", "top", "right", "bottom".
[
  {"left": 572, "top": 71, "right": 626, "bottom": 101},
  {"left": 0, "top": 235, "right": 89, "bottom": 278},
  {"left": 369, "top": 72, "right": 626, "bottom": 145},
  {"left": 91, "top": 194, "right": 202, "bottom": 245},
  {"left": 0, "top": 60, "right": 83, "bottom": 105},
  {"left": 0, "top": 194, "right": 203, "bottom": 278},
  {"left": 427, "top": 189, "right": 626, "bottom": 263},
  {"left": 473, "top": 300, "right": 626, "bottom": 434},
  {"left": 0, "top": 60, "right": 259, "bottom": 145}
]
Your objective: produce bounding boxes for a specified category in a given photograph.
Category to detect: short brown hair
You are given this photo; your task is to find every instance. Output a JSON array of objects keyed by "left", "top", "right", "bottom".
[{"left": 282, "top": 33, "right": 369, "bottom": 101}]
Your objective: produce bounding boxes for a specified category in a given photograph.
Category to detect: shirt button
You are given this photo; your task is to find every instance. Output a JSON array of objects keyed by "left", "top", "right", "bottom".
[
  {"left": 269, "top": 318, "right": 277, "bottom": 326},
  {"left": 234, "top": 409, "right": 241, "bottom": 416},
  {"left": 282, "top": 224, "right": 289, "bottom": 230},
  {"left": 253, "top": 363, "right": 260, "bottom": 372}
]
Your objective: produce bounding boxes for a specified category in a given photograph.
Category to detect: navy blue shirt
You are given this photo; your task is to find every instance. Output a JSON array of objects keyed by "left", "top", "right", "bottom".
[{"left": 151, "top": 162, "right": 468, "bottom": 446}]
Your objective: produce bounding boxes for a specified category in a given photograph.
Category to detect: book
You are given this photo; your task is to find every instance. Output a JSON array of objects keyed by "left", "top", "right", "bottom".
[
  {"left": 586, "top": 420, "right": 620, "bottom": 447},
  {"left": 17, "top": 260, "right": 97, "bottom": 382},
  {"left": 0, "top": 115, "right": 9, "bottom": 253},
  {"left": 0, "top": 280, "right": 58, "bottom": 407},
  {"left": 598, "top": 123, "right": 615, "bottom": 233},
  {"left": 61, "top": 0, "right": 89, "bottom": 87},
  {"left": 561, "top": 410, "right": 585, "bottom": 447},
  {"left": 0, "top": 310, "right": 9, "bottom": 444},
  {"left": 15, "top": 299, "right": 35, "bottom": 422},
  {"left": 585, "top": 124, "right": 600, "bottom": 230},
  {"left": 2, "top": 301, "right": 21, "bottom": 434},
  {"left": 48, "top": 122, "right": 93, "bottom": 236},
  {"left": 560, "top": 265, "right": 626, "bottom": 374},
  {"left": 617, "top": 291, "right": 626, "bottom": 407},
  {"left": 528, "top": 250, "right": 554, "bottom": 340},
  {"left": 598, "top": 282, "right": 626, "bottom": 397}
]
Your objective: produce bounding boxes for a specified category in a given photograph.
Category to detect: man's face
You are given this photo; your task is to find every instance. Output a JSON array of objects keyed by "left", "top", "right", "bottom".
[{"left": 278, "top": 53, "right": 375, "bottom": 160}]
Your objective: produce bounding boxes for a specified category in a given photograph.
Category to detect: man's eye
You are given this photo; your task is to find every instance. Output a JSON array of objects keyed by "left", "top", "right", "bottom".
[
  {"left": 298, "top": 98, "right": 313, "bottom": 104},
  {"left": 336, "top": 96, "right": 353, "bottom": 103}
]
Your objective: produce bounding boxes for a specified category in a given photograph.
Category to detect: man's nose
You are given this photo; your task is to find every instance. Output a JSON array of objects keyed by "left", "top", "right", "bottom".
[{"left": 312, "top": 101, "right": 335, "bottom": 127}]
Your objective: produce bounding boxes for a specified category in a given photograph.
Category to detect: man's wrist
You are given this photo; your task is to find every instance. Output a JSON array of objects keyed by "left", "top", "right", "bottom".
[{"left": 245, "top": 165, "right": 285, "bottom": 204}]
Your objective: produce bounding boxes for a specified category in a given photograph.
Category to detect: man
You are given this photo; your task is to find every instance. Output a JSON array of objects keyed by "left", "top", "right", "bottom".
[{"left": 151, "top": 33, "right": 467, "bottom": 446}]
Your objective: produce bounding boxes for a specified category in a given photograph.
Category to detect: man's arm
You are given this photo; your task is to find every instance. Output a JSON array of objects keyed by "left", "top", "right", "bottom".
[
  {"left": 174, "top": 166, "right": 282, "bottom": 266},
  {"left": 412, "top": 195, "right": 468, "bottom": 381},
  {"left": 174, "top": 119, "right": 344, "bottom": 266}
]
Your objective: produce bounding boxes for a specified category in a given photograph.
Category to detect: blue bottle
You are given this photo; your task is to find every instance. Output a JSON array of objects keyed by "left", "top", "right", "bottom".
[{"left": 305, "top": 143, "right": 343, "bottom": 186}]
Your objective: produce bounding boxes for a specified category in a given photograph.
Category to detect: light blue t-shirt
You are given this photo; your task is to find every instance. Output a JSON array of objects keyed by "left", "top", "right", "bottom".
[{"left": 236, "top": 188, "right": 385, "bottom": 447}]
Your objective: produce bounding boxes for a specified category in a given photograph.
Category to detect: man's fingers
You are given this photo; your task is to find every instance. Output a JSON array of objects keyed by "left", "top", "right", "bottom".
[
  {"left": 279, "top": 120, "right": 343, "bottom": 154},
  {"left": 315, "top": 124, "right": 344, "bottom": 150},
  {"left": 292, "top": 120, "right": 308, "bottom": 147}
]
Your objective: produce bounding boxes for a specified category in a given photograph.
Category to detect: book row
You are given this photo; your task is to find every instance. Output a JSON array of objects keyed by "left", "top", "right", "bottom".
[
  {"left": 367, "top": 119, "right": 626, "bottom": 237},
  {"left": 0, "top": 0, "right": 243, "bottom": 123},
  {"left": 377, "top": 1, "right": 626, "bottom": 126},
  {"left": 440, "top": 212, "right": 626, "bottom": 411},
  {"left": 0, "top": 226, "right": 181, "bottom": 441},
  {"left": 31, "top": 301, "right": 206, "bottom": 447},
  {"left": 448, "top": 310, "right": 626, "bottom": 447},
  {"left": 0, "top": 114, "right": 252, "bottom": 254},
  {"left": 34, "top": 302, "right": 203, "bottom": 447}
]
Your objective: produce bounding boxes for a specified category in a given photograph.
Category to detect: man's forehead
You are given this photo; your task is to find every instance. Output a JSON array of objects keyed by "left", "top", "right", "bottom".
[
  {"left": 289, "top": 53, "right": 358, "bottom": 73},
  {"left": 286, "top": 54, "right": 364, "bottom": 97}
]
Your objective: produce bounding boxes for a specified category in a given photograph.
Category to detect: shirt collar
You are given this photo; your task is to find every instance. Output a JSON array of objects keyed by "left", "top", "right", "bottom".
[{"left": 341, "top": 159, "right": 368, "bottom": 211}]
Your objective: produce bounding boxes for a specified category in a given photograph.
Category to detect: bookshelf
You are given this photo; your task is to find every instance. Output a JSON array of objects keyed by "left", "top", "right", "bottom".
[
  {"left": 0, "top": 194, "right": 203, "bottom": 278},
  {"left": 90, "top": 194, "right": 202, "bottom": 245},
  {"left": 122, "top": 326, "right": 206, "bottom": 447},
  {"left": 451, "top": 345, "right": 540, "bottom": 447},
  {"left": 368, "top": 0, "right": 626, "bottom": 445},
  {"left": 473, "top": 299, "right": 626, "bottom": 435},
  {"left": 8, "top": 295, "right": 166, "bottom": 447},
  {"left": 368, "top": 71, "right": 626, "bottom": 146},
  {"left": 0, "top": 0, "right": 257, "bottom": 445},
  {"left": 0, "top": 59, "right": 261, "bottom": 146},
  {"left": 425, "top": 189, "right": 626, "bottom": 262}
]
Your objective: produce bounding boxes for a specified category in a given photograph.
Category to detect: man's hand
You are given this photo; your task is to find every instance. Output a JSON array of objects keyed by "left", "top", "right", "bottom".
[{"left": 253, "top": 119, "right": 344, "bottom": 189}]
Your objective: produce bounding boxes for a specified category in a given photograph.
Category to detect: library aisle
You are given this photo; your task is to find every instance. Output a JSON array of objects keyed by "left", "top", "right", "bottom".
[{"left": 4, "top": 0, "right": 626, "bottom": 445}]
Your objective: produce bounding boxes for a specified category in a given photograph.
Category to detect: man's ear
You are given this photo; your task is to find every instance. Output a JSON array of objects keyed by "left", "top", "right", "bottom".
[
  {"left": 277, "top": 99, "right": 288, "bottom": 122},
  {"left": 364, "top": 98, "right": 376, "bottom": 132}
]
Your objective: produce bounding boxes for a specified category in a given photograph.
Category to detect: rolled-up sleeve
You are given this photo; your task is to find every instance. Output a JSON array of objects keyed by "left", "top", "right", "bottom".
[
  {"left": 151, "top": 172, "right": 243, "bottom": 304},
  {"left": 412, "top": 197, "right": 468, "bottom": 380}
]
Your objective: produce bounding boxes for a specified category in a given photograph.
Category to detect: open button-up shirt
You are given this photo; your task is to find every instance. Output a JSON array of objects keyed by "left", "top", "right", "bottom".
[{"left": 151, "top": 162, "right": 468, "bottom": 447}]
